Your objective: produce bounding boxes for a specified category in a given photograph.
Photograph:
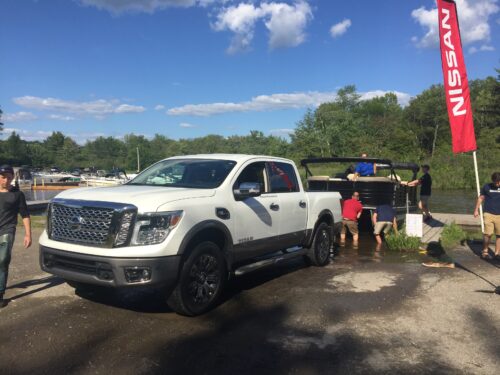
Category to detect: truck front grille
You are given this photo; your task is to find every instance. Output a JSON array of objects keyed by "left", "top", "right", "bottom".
[{"left": 48, "top": 199, "right": 137, "bottom": 247}]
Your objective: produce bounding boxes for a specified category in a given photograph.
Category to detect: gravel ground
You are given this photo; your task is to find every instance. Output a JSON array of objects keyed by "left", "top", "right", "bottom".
[{"left": 0, "top": 227, "right": 498, "bottom": 375}]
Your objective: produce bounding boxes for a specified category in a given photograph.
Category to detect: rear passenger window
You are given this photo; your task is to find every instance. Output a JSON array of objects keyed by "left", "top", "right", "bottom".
[{"left": 267, "top": 162, "right": 299, "bottom": 193}]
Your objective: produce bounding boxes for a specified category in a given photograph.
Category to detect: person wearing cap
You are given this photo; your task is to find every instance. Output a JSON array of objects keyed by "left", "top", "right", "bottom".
[{"left": 0, "top": 165, "right": 31, "bottom": 308}]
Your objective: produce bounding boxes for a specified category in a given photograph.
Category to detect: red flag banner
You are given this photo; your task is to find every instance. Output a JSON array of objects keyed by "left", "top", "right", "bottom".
[{"left": 437, "top": 0, "right": 476, "bottom": 153}]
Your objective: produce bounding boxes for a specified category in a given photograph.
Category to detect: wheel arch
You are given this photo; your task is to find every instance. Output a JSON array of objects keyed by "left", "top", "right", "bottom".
[
  {"left": 178, "top": 220, "right": 234, "bottom": 269},
  {"left": 305, "top": 209, "right": 335, "bottom": 248}
]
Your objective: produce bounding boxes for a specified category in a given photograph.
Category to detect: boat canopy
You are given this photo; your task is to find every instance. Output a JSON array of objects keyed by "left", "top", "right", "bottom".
[{"left": 300, "top": 157, "right": 419, "bottom": 180}]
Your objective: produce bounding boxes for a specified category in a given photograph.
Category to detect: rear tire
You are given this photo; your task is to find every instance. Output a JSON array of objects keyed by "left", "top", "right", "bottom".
[
  {"left": 167, "top": 241, "right": 226, "bottom": 316},
  {"left": 306, "top": 222, "right": 332, "bottom": 266}
]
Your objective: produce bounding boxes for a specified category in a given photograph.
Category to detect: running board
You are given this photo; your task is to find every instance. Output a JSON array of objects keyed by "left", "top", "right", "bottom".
[{"left": 233, "top": 247, "right": 308, "bottom": 276}]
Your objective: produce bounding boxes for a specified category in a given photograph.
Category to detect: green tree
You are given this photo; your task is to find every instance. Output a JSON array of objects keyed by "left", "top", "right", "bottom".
[
  {"left": 403, "top": 85, "right": 448, "bottom": 157},
  {"left": 0, "top": 106, "right": 4, "bottom": 132},
  {"left": 3, "top": 132, "right": 29, "bottom": 165},
  {"left": 43, "top": 131, "right": 66, "bottom": 165}
]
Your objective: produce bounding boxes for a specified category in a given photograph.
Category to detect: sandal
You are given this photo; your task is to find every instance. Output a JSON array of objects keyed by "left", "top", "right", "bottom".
[{"left": 481, "top": 250, "right": 492, "bottom": 259}]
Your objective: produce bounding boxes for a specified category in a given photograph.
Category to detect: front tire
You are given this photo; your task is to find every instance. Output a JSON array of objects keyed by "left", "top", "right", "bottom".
[
  {"left": 306, "top": 222, "right": 332, "bottom": 266},
  {"left": 167, "top": 241, "right": 226, "bottom": 316}
]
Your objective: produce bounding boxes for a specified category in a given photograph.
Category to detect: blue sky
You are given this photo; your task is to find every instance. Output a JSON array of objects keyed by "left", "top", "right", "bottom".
[{"left": 1, "top": 0, "right": 499, "bottom": 144}]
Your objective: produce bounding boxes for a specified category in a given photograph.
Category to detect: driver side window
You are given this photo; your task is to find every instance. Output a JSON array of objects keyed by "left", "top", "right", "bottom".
[{"left": 234, "top": 162, "right": 267, "bottom": 192}]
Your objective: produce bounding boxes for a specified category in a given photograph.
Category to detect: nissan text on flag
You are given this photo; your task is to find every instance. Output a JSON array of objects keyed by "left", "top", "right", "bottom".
[
  {"left": 39, "top": 154, "right": 342, "bottom": 316},
  {"left": 437, "top": 0, "right": 486, "bottom": 229}
]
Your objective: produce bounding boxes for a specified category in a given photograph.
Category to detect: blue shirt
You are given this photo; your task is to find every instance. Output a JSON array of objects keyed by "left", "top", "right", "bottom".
[
  {"left": 375, "top": 204, "right": 396, "bottom": 222},
  {"left": 355, "top": 162, "right": 374, "bottom": 176},
  {"left": 481, "top": 183, "right": 500, "bottom": 215}
]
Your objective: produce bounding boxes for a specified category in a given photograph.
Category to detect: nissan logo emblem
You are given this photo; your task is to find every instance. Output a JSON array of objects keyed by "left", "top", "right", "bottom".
[{"left": 69, "top": 215, "right": 85, "bottom": 230}]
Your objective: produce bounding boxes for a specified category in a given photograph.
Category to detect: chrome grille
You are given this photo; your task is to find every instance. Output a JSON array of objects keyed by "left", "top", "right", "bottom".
[{"left": 51, "top": 204, "right": 115, "bottom": 246}]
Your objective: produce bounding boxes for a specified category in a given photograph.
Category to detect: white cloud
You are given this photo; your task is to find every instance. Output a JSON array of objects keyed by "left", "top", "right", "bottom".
[
  {"left": 2, "top": 111, "right": 38, "bottom": 123},
  {"left": 167, "top": 89, "right": 412, "bottom": 116},
  {"left": 411, "top": 0, "right": 499, "bottom": 48},
  {"left": 1, "top": 128, "right": 53, "bottom": 142},
  {"left": 49, "top": 114, "right": 76, "bottom": 121},
  {"left": 155, "top": 104, "right": 166, "bottom": 111},
  {"left": 212, "top": 1, "right": 312, "bottom": 53},
  {"left": 330, "top": 19, "right": 351, "bottom": 38},
  {"left": 115, "top": 104, "right": 146, "bottom": 113},
  {"left": 13, "top": 96, "right": 146, "bottom": 119},
  {"left": 79, "top": 0, "right": 198, "bottom": 14},
  {"left": 261, "top": 1, "right": 313, "bottom": 49},
  {"left": 179, "top": 122, "right": 197, "bottom": 128},
  {"left": 269, "top": 128, "right": 294, "bottom": 138},
  {"left": 360, "top": 90, "right": 412, "bottom": 107},
  {"left": 212, "top": 3, "right": 264, "bottom": 53},
  {"left": 469, "top": 44, "right": 495, "bottom": 53}
]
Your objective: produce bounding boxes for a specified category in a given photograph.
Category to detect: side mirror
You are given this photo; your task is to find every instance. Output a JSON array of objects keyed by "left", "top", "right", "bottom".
[{"left": 233, "top": 182, "right": 262, "bottom": 200}]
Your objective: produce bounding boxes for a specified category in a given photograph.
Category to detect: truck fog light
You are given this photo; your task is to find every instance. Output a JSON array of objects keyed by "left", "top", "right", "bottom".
[
  {"left": 96, "top": 262, "right": 114, "bottom": 281},
  {"left": 44, "top": 253, "right": 55, "bottom": 268},
  {"left": 124, "top": 267, "right": 152, "bottom": 283}
]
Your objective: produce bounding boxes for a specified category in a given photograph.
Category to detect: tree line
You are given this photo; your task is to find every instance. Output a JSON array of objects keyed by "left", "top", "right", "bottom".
[{"left": 0, "top": 71, "right": 498, "bottom": 189}]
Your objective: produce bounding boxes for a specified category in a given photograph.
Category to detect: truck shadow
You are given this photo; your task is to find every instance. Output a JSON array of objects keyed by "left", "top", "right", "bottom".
[{"left": 73, "top": 256, "right": 313, "bottom": 314}]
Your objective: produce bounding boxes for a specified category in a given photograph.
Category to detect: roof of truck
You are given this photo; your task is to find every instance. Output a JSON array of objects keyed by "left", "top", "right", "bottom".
[{"left": 165, "top": 154, "right": 293, "bottom": 163}]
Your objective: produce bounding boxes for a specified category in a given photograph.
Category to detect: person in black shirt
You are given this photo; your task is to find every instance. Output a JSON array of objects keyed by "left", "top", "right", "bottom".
[
  {"left": 474, "top": 172, "right": 500, "bottom": 259},
  {"left": 0, "top": 165, "right": 31, "bottom": 308},
  {"left": 406, "top": 165, "right": 432, "bottom": 222}
]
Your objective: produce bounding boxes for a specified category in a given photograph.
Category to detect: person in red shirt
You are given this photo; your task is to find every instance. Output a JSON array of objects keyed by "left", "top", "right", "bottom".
[{"left": 340, "top": 191, "right": 363, "bottom": 246}]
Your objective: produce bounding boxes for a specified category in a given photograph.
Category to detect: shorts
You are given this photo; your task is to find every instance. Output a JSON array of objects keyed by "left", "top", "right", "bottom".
[
  {"left": 374, "top": 221, "right": 392, "bottom": 235},
  {"left": 341, "top": 219, "right": 359, "bottom": 235},
  {"left": 420, "top": 195, "right": 430, "bottom": 205},
  {"left": 483, "top": 212, "right": 500, "bottom": 236}
]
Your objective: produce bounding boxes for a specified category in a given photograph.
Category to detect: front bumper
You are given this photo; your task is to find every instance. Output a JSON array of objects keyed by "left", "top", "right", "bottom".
[{"left": 40, "top": 246, "right": 181, "bottom": 288}]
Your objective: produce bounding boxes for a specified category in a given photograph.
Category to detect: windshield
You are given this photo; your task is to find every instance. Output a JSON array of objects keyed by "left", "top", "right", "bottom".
[{"left": 128, "top": 158, "right": 237, "bottom": 188}]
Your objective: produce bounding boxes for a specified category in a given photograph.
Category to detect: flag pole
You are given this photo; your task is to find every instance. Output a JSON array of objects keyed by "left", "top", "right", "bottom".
[{"left": 472, "top": 151, "right": 484, "bottom": 232}]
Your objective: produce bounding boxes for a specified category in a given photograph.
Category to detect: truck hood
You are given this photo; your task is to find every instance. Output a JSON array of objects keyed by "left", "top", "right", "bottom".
[{"left": 53, "top": 185, "right": 216, "bottom": 212}]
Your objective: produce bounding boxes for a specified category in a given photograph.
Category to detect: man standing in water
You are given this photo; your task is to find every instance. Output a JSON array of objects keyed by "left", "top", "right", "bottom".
[
  {"left": 0, "top": 165, "right": 32, "bottom": 308},
  {"left": 407, "top": 165, "right": 432, "bottom": 222},
  {"left": 474, "top": 172, "right": 500, "bottom": 259},
  {"left": 340, "top": 191, "right": 363, "bottom": 247}
]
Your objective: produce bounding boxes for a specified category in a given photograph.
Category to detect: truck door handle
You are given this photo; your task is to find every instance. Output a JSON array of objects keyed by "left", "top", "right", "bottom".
[
  {"left": 270, "top": 203, "right": 280, "bottom": 211},
  {"left": 299, "top": 200, "right": 306, "bottom": 208}
]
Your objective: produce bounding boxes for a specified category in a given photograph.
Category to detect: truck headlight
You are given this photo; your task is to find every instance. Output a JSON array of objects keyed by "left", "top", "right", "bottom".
[{"left": 131, "top": 211, "right": 183, "bottom": 246}]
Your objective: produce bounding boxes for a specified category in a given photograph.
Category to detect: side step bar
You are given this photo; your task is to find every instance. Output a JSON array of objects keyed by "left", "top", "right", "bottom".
[{"left": 233, "top": 247, "right": 308, "bottom": 276}]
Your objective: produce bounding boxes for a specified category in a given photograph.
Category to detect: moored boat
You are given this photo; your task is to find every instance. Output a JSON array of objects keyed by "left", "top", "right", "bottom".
[{"left": 301, "top": 157, "right": 419, "bottom": 214}]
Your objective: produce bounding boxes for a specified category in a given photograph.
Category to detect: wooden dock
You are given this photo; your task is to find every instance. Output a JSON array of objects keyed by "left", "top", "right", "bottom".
[{"left": 421, "top": 212, "right": 480, "bottom": 243}]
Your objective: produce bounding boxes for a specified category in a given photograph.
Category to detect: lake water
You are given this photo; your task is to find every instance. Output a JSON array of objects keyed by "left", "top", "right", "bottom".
[
  {"left": 430, "top": 189, "right": 477, "bottom": 214},
  {"left": 23, "top": 188, "right": 477, "bottom": 214},
  {"left": 23, "top": 189, "right": 65, "bottom": 202}
]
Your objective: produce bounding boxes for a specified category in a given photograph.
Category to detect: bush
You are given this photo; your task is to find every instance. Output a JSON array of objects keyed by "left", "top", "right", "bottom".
[
  {"left": 385, "top": 231, "right": 421, "bottom": 251},
  {"left": 440, "top": 222, "right": 467, "bottom": 250}
]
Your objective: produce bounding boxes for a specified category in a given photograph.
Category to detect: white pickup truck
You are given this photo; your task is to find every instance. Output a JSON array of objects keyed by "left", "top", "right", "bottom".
[{"left": 40, "top": 154, "right": 342, "bottom": 315}]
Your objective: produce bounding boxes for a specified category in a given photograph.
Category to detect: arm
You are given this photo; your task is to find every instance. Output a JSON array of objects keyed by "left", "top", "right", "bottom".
[
  {"left": 23, "top": 217, "right": 32, "bottom": 248},
  {"left": 372, "top": 212, "right": 378, "bottom": 226},
  {"left": 405, "top": 178, "right": 420, "bottom": 187},
  {"left": 392, "top": 217, "right": 399, "bottom": 234},
  {"left": 18, "top": 192, "right": 32, "bottom": 248},
  {"left": 474, "top": 195, "right": 484, "bottom": 218},
  {"left": 373, "top": 163, "right": 377, "bottom": 175}
]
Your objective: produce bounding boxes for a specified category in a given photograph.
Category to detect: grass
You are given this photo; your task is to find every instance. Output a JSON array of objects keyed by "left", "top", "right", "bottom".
[
  {"left": 440, "top": 222, "right": 467, "bottom": 250},
  {"left": 385, "top": 230, "right": 421, "bottom": 251},
  {"left": 18, "top": 215, "right": 46, "bottom": 229}
]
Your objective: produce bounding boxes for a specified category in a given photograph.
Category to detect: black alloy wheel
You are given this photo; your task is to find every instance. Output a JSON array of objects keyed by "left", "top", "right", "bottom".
[
  {"left": 306, "top": 222, "right": 332, "bottom": 266},
  {"left": 167, "top": 241, "right": 226, "bottom": 316}
]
